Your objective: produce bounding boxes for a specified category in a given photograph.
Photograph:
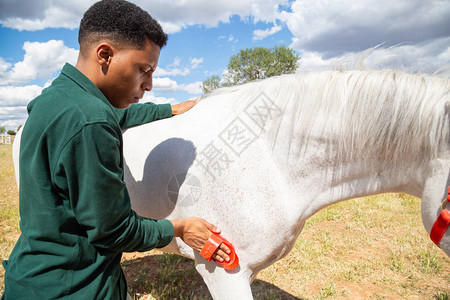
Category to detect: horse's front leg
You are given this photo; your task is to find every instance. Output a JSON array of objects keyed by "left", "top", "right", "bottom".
[{"left": 194, "top": 255, "right": 254, "bottom": 300}]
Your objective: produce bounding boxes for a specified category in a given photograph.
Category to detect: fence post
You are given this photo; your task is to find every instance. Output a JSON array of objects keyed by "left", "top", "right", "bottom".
[{"left": 0, "top": 135, "right": 11, "bottom": 144}]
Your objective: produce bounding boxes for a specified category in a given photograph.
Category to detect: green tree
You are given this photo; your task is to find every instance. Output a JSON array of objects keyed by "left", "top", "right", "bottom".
[
  {"left": 201, "top": 75, "right": 221, "bottom": 94},
  {"left": 202, "top": 45, "right": 300, "bottom": 94},
  {"left": 7, "top": 130, "right": 16, "bottom": 135},
  {"left": 0, "top": 126, "right": 5, "bottom": 134},
  {"left": 17, "top": 124, "right": 23, "bottom": 132},
  {"left": 227, "top": 45, "right": 299, "bottom": 85}
]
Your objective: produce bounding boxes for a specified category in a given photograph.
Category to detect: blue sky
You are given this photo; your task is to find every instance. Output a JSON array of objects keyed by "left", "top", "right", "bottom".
[{"left": 0, "top": 0, "right": 449, "bottom": 131}]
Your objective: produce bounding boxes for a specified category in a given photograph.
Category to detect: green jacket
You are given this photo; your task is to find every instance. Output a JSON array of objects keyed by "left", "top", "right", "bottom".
[{"left": 2, "top": 63, "right": 175, "bottom": 299}]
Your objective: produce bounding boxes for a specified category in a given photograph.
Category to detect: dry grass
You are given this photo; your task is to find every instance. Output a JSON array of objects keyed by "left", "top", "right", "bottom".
[
  {"left": 256, "top": 194, "right": 450, "bottom": 299},
  {"left": 0, "top": 143, "right": 20, "bottom": 294},
  {"left": 1, "top": 142, "right": 449, "bottom": 299}
]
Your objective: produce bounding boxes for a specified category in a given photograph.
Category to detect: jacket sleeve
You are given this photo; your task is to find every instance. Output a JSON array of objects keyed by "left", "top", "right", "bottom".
[
  {"left": 115, "top": 102, "right": 172, "bottom": 129},
  {"left": 54, "top": 122, "right": 174, "bottom": 252}
]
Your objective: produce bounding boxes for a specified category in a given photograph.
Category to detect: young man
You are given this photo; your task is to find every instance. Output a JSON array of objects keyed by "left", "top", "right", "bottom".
[{"left": 2, "top": 0, "right": 229, "bottom": 299}]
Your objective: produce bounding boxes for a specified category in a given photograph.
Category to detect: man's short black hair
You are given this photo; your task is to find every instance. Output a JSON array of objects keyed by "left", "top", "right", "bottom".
[{"left": 78, "top": 0, "right": 168, "bottom": 54}]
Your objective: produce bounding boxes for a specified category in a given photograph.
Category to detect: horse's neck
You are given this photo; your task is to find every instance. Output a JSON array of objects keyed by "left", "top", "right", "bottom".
[
  {"left": 220, "top": 71, "right": 448, "bottom": 219},
  {"left": 267, "top": 134, "right": 427, "bottom": 219},
  {"left": 202, "top": 70, "right": 448, "bottom": 220}
]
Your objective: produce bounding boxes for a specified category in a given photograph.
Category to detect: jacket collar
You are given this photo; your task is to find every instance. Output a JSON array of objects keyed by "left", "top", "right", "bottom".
[{"left": 61, "top": 63, "right": 114, "bottom": 111}]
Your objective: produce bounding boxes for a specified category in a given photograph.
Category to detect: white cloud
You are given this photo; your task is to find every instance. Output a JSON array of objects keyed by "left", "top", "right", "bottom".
[
  {"left": 253, "top": 24, "right": 282, "bottom": 41},
  {"left": 180, "top": 81, "right": 202, "bottom": 94},
  {"left": 297, "top": 52, "right": 335, "bottom": 72},
  {"left": 141, "top": 92, "right": 200, "bottom": 106},
  {"left": 157, "top": 21, "right": 183, "bottom": 35},
  {"left": 141, "top": 92, "right": 178, "bottom": 105},
  {"left": 154, "top": 67, "right": 190, "bottom": 77},
  {"left": 0, "top": 39, "right": 77, "bottom": 130},
  {"left": 0, "top": 85, "right": 43, "bottom": 107},
  {"left": 168, "top": 57, "right": 181, "bottom": 68},
  {"left": 0, "top": 0, "right": 289, "bottom": 32},
  {"left": 276, "top": 0, "right": 450, "bottom": 75},
  {"left": 0, "top": 84, "right": 44, "bottom": 131},
  {"left": 216, "top": 34, "right": 239, "bottom": 48},
  {"left": 0, "top": 106, "right": 28, "bottom": 130},
  {"left": 190, "top": 57, "right": 203, "bottom": 69},
  {"left": 298, "top": 38, "right": 450, "bottom": 76},
  {"left": 0, "top": 57, "right": 12, "bottom": 73},
  {"left": 153, "top": 77, "right": 202, "bottom": 94},
  {"left": 153, "top": 77, "right": 179, "bottom": 92},
  {"left": 143, "top": 0, "right": 288, "bottom": 34},
  {"left": 282, "top": 0, "right": 450, "bottom": 58},
  {"left": 0, "top": 0, "right": 94, "bottom": 31},
  {"left": 154, "top": 57, "right": 203, "bottom": 76},
  {"left": 0, "top": 40, "right": 78, "bottom": 86}
]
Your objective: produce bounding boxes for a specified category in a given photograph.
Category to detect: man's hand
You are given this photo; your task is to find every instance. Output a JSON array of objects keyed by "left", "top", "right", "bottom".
[
  {"left": 170, "top": 217, "right": 231, "bottom": 262},
  {"left": 171, "top": 97, "right": 200, "bottom": 115}
]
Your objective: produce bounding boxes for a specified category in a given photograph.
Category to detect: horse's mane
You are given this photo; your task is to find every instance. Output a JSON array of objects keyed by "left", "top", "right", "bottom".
[{"left": 206, "top": 69, "right": 450, "bottom": 168}]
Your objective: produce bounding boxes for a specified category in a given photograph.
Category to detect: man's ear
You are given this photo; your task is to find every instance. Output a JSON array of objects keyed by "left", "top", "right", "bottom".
[{"left": 96, "top": 43, "right": 114, "bottom": 67}]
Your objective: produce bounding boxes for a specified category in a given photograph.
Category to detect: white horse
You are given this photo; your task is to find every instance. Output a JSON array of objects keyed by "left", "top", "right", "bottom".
[{"left": 13, "top": 69, "right": 450, "bottom": 299}]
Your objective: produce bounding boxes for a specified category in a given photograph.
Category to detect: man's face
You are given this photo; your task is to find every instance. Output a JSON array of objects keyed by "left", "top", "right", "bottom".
[{"left": 101, "top": 39, "right": 161, "bottom": 109}]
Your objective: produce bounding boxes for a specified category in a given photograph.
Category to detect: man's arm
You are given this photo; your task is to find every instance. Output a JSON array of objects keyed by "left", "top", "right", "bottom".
[
  {"left": 115, "top": 98, "right": 201, "bottom": 129},
  {"left": 115, "top": 102, "right": 172, "bottom": 129}
]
